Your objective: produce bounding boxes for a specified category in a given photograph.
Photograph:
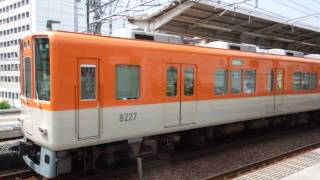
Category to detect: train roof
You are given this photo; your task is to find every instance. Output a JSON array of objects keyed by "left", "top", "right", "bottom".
[{"left": 28, "top": 31, "right": 320, "bottom": 65}]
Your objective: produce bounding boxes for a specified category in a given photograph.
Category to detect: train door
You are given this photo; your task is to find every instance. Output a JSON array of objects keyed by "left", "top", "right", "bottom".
[
  {"left": 164, "top": 64, "right": 197, "bottom": 127},
  {"left": 76, "top": 58, "right": 101, "bottom": 139},
  {"left": 274, "top": 68, "right": 284, "bottom": 112}
]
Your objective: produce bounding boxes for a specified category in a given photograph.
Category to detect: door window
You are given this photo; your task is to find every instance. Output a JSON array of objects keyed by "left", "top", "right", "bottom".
[
  {"left": 184, "top": 67, "right": 194, "bottom": 96},
  {"left": 80, "top": 65, "right": 96, "bottom": 100},
  {"left": 276, "top": 70, "right": 283, "bottom": 90},
  {"left": 166, "top": 66, "right": 177, "bottom": 97},
  {"left": 267, "top": 70, "right": 274, "bottom": 91}
]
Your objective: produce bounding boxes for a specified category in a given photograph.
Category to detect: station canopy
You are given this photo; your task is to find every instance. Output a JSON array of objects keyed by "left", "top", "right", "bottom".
[{"left": 128, "top": 0, "right": 320, "bottom": 54}]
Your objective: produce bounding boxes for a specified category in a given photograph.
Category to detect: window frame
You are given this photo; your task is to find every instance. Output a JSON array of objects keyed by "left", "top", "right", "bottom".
[
  {"left": 33, "top": 36, "right": 50, "bottom": 102},
  {"left": 184, "top": 67, "right": 194, "bottom": 96},
  {"left": 80, "top": 64, "right": 97, "bottom": 101},
  {"left": 310, "top": 72, "right": 318, "bottom": 90},
  {"left": 293, "top": 72, "right": 302, "bottom": 91},
  {"left": 166, "top": 66, "right": 178, "bottom": 97},
  {"left": 302, "top": 72, "right": 309, "bottom": 90},
  {"left": 214, "top": 69, "right": 228, "bottom": 95},
  {"left": 115, "top": 64, "right": 141, "bottom": 100},
  {"left": 24, "top": 57, "right": 31, "bottom": 99},
  {"left": 230, "top": 69, "right": 243, "bottom": 94},
  {"left": 243, "top": 69, "right": 256, "bottom": 94}
]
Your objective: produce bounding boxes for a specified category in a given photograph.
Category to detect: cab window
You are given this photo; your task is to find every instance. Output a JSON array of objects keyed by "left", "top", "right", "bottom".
[{"left": 34, "top": 38, "right": 50, "bottom": 101}]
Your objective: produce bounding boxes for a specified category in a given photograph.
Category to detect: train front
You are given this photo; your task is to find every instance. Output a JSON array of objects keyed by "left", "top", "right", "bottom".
[{"left": 19, "top": 33, "right": 69, "bottom": 178}]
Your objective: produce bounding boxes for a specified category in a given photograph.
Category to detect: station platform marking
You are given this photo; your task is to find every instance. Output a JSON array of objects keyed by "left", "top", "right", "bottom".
[{"left": 234, "top": 148, "right": 320, "bottom": 180}]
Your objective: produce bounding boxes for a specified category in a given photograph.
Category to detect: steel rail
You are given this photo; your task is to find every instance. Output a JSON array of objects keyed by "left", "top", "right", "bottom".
[{"left": 0, "top": 169, "right": 35, "bottom": 180}]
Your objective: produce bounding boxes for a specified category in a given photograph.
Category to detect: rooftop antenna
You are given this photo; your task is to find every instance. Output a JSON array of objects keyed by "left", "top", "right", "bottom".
[{"left": 46, "top": 20, "right": 61, "bottom": 31}]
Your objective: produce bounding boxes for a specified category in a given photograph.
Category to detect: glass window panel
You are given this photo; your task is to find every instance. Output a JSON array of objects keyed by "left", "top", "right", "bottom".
[
  {"left": 244, "top": 70, "right": 256, "bottom": 93},
  {"left": 116, "top": 65, "right": 140, "bottom": 99},
  {"left": 293, "top": 72, "right": 301, "bottom": 90},
  {"left": 214, "top": 69, "right": 228, "bottom": 95},
  {"left": 184, "top": 67, "right": 194, "bottom": 96},
  {"left": 35, "top": 38, "right": 50, "bottom": 101},
  {"left": 231, "top": 70, "right": 242, "bottom": 94},
  {"left": 310, "top": 73, "right": 317, "bottom": 90},
  {"left": 24, "top": 57, "right": 31, "bottom": 98},
  {"left": 267, "top": 70, "right": 274, "bottom": 91},
  {"left": 166, "top": 66, "right": 177, "bottom": 97},
  {"left": 302, "top": 72, "right": 309, "bottom": 90},
  {"left": 276, "top": 70, "right": 283, "bottom": 90},
  {"left": 81, "top": 66, "right": 96, "bottom": 100}
]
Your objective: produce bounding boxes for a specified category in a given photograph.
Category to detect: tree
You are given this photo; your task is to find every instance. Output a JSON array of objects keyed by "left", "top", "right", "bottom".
[{"left": 0, "top": 100, "right": 11, "bottom": 110}]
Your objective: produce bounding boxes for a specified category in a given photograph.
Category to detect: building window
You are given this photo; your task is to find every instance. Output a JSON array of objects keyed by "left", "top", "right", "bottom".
[
  {"left": 116, "top": 65, "right": 140, "bottom": 99},
  {"left": 230, "top": 69, "right": 242, "bottom": 94},
  {"left": 214, "top": 69, "right": 228, "bottom": 95},
  {"left": 166, "top": 66, "right": 177, "bottom": 97},
  {"left": 244, "top": 70, "right": 256, "bottom": 93}
]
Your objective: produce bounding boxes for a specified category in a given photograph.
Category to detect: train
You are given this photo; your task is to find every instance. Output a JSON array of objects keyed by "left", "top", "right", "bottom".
[{"left": 19, "top": 31, "right": 320, "bottom": 178}]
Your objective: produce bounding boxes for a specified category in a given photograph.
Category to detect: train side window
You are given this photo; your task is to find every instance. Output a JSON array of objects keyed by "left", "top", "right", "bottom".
[
  {"left": 184, "top": 67, "right": 194, "bottom": 96},
  {"left": 293, "top": 72, "right": 301, "bottom": 90},
  {"left": 166, "top": 66, "right": 177, "bottom": 97},
  {"left": 267, "top": 70, "right": 273, "bottom": 91},
  {"left": 80, "top": 65, "right": 96, "bottom": 100},
  {"left": 244, "top": 70, "right": 256, "bottom": 93},
  {"left": 310, "top": 73, "right": 317, "bottom": 90},
  {"left": 116, "top": 65, "right": 140, "bottom": 99},
  {"left": 214, "top": 69, "right": 228, "bottom": 95},
  {"left": 230, "top": 70, "right": 242, "bottom": 94},
  {"left": 24, "top": 57, "right": 31, "bottom": 98},
  {"left": 302, "top": 72, "right": 309, "bottom": 90}
]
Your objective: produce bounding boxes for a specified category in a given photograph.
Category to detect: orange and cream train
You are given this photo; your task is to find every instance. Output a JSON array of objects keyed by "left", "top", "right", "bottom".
[{"left": 19, "top": 31, "right": 320, "bottom": 178}]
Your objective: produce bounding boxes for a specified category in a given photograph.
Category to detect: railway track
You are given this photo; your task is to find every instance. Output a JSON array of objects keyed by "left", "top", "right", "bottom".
[
  {"left": 205, "top": 142, "right": 320, "bottom": 180},
  {"left": 0, "top": 169, "right": 35, "bottom": 180},
  {"left": 63, "top": 125, "right": 320, "bottom": 179},
  {"left": 2, "top": 125, "right": 320, "bottom": 179}
]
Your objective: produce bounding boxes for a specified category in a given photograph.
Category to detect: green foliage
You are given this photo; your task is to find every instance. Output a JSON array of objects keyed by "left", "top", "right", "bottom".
[{"left": 0, "top": 100, "right": 11, "bottom": 110}]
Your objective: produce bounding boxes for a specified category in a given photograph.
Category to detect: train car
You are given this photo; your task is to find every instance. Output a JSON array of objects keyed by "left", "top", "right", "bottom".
[{"left": 19, "top": 31, "right": 320, "bottom": 178}]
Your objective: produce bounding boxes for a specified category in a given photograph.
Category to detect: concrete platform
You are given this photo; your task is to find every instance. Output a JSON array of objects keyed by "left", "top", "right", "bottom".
[
  {"left": 282, "top": 162, "right": 320, "bottom": 180},
  {"left": 235, "top": 148, "right": 320, "bottom": 180},
  {"left": 0, "top": 112, "right": 22, "bottom": 140}
]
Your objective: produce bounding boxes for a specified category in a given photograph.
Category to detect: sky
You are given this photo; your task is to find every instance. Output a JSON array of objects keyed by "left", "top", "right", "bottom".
[{"left": 222, "top": 0, "right": 320, "bottom": 29}]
